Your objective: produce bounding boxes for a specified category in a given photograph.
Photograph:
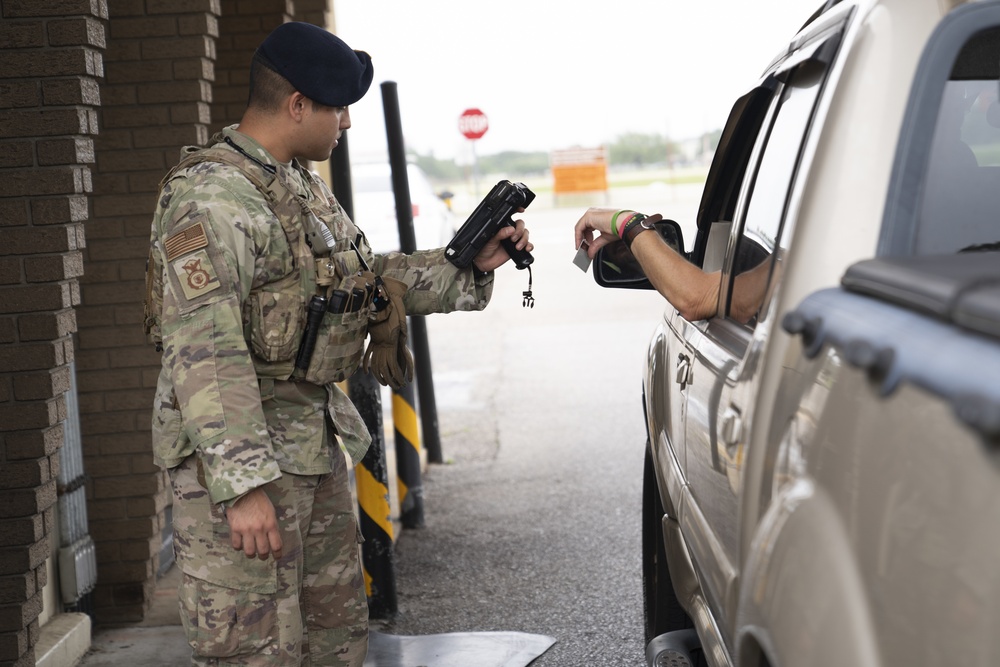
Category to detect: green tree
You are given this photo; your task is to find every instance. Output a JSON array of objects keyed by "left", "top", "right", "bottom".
[
  {"left": 407, "top": 127, "right": 721, "bottom": 181},
  {"left": 478, "top": 150, "right": 550, "bottom": 176},
  {"left": 608, "top": 132, "right": 679, "bottom": 167},
  {"left": 410, "top": 152, "right": 462, "bottom": 181}
]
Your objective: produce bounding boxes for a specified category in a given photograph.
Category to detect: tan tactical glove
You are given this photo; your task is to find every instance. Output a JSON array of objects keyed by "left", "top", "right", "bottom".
[{"left": 363, "top": 276, "right": 413, "bottom": 389}]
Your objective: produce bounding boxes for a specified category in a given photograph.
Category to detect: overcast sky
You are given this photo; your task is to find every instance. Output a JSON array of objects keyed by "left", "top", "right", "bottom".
[{"left": 332, "top": 1, "right": 816, "bottom": 163}]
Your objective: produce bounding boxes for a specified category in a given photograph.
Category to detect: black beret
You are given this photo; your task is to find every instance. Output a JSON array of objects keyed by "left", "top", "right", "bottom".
[{"left": 256, "top": 22, "right": 374, "bottom": 107}]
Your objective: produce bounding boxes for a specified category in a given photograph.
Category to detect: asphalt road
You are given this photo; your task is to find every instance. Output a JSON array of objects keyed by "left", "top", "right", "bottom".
[{"left": 372, "top": 183, "right": 700, "bottom": 666}]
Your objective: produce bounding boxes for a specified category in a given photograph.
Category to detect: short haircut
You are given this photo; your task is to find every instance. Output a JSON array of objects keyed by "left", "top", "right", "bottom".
[
  {"left": 247, "top": 53, "right": 295, "bottom": 112},
  {"left": 247, "top": 53, "right": 338, "bottom": 114}
]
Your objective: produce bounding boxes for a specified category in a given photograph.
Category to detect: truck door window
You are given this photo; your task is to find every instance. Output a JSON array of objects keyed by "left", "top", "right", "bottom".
[
  {"left": 726, "top": 63, "right": 826, "bottom": 326},
  {"left": 917, "top": 27, "right": 1000, "bottom": 255},
  {"left": 881, "top": 10, "right": 1000, "bottom": 257},
  {"left": 693, "top": 85, "right": 776, "bottom": 272}
]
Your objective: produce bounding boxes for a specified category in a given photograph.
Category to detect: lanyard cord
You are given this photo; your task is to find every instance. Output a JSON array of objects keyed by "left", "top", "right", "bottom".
[
  {"left": 223, "top": 136, "right": 277, "bottom": 175},
  {"left": 522, "top": 266, "right": 534, "bottom": 308}
]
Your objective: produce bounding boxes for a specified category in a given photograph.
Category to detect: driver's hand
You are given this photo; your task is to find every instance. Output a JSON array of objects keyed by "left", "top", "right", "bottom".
[{"left": 575, "top": 207, "right": 627, "bottom": 258}]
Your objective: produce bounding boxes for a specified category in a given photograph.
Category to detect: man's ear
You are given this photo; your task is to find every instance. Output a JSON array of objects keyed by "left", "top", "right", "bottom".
[{"left": 287, "top": 92, "right": 308, "bottom": 122}]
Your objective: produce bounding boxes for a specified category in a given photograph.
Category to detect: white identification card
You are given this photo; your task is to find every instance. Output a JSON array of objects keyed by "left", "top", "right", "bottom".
[{"left": 573, "top": 242, "right": 592, "bottom": 272}]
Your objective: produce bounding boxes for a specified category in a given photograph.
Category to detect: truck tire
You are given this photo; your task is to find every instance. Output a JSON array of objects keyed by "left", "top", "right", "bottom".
[{"left": 643, "top": 442, "right": 694, "bottom": 644}]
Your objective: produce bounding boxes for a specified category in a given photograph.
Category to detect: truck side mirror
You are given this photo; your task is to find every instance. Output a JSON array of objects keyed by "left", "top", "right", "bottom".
[{"left": 593, "top": 218, "right": 685, "bottom": 290}]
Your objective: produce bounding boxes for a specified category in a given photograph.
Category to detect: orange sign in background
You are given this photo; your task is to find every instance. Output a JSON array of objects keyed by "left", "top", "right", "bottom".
[{"left": 550, "top": 147, "right": 608, "bottom": 194}]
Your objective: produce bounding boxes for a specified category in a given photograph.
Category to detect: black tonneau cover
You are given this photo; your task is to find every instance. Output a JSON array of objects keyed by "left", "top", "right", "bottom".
[{"left": 841, "top": 252, "right": 1000, "bottom": 339}]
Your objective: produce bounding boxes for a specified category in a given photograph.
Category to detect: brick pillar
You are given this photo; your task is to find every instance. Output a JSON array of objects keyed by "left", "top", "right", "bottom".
[
  {"left": 0, "top": 1, "right": 108, "bottom": 664},
  {"left": 210, "top": 0, "right": 292, "bottom": 135},
  {"left": 80, "top": 0, "right": 220, "bottom": 624},
  {"left": 293, "top": 0, "right": 331, "bottom": 29}
]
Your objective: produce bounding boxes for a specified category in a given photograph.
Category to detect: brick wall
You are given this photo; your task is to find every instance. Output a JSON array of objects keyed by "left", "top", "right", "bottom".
[
  {"left": 295, "top": 0, "right": 331, "bottom": 29},
  {"left": 0, "top": 0, "right": 108, "bottom": 664},
  {"left": 2, "top": 1, "right": 335, "bottom": 659},
  {"left": 79, "top": 0, "right": 222, "bottom": 624}
]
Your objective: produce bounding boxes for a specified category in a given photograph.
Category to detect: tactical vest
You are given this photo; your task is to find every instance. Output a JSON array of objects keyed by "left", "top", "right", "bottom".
[{"left": 144, "top": 138, "right": 374, "bottom": 385}]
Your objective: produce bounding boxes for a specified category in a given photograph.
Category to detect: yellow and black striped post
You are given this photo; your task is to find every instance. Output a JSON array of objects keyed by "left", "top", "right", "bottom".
[
  {"left": 331, "top": 136, "right": 397, "bottom": 618},
  {"left": 348, "top": 369, "right": 397, "bottom": 619},
  {"left": 392, "top": 380, "right": 424, "bottom": 528}
]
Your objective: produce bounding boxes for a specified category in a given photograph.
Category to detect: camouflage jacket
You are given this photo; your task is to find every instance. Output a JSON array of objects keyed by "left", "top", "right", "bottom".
[{"left": 147, "top": 126, "right": 493, "bottom": 504}]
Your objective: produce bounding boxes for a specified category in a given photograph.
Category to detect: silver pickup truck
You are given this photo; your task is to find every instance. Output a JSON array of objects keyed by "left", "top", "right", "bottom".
[{"left": 594, "top": 1, "right": 1000, "bottom": 666}]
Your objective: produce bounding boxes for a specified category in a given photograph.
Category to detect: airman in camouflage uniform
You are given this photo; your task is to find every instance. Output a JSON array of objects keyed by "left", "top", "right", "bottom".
[{"left": 144, "top": 22, "right": 532, "bottom": 667}]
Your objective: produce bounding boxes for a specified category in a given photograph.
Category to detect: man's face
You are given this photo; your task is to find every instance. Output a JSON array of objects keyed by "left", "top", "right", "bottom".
[{"left": 301, "top": 103, "right": 351, "bottom": 162}]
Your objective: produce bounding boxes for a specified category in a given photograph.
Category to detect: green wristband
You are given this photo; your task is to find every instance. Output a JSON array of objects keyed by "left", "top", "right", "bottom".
[{"left": 610, "top": 209, "right": 630, "bottom": 237}]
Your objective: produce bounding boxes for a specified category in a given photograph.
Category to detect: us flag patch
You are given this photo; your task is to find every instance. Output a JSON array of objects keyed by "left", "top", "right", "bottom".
[{"left": 165, "top": 222, "right": 209, "bottom": 262}]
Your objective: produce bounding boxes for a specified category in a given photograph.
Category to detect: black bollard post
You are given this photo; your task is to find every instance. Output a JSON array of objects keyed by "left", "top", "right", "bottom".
[
  {"left": 380, "top": 80, "right": 445, "bottom": 464},
  {"left": 349, "top": 369, "right": 398, "bottom": 618},
  {"left": 391, "top": 379, "right": 425, "bottom": 528},
  {"left": 330, "top": 132, "right": 398, "bottom": 618}
]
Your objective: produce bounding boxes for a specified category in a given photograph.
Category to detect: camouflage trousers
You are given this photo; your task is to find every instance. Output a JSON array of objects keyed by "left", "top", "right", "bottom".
[{"left": 169, "top": 447, "right": 368, "bottom": 666}]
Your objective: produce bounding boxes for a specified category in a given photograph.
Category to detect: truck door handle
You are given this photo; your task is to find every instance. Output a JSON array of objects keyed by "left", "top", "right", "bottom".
[
  {"left": 721, "top": 406, "right": 743, "bottom": 447},
  {"left": 675, "top": 354, "right": 692, "bottom": 387}
]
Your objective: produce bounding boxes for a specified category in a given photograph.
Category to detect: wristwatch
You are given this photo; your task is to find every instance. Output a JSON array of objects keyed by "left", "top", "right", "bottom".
[{"left": 623, "top": 215, "right": 656, "bottom": 248}]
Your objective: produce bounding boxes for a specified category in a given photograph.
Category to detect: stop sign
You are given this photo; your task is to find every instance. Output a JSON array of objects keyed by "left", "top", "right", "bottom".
[{"left": 458, "top": 108, "right": 488, "bottom": 140}]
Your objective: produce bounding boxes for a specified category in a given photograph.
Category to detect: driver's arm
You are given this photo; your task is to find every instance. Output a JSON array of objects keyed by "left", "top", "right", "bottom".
[{"left": 628, "top": 230, "right": 721, "bottom": 321}]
